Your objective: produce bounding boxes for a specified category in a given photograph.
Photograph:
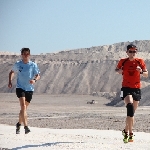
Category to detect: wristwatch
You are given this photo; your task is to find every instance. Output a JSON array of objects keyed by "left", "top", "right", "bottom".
[
  {"left": 140, "top": 71, "right": 143, "bottom": 74},
  {"left": 33, "top": 79, "right": 37, "bottom": 82}
]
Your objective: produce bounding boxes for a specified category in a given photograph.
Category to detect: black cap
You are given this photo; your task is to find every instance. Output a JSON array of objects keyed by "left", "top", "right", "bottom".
[{"left": 127, "top": 44, "right": 137, "bottom": 50}]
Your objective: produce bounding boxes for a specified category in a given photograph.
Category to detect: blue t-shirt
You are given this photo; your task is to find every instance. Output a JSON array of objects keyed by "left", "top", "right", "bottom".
[{"left": 12, "top": 60, "right": 40, "bottom": 91}]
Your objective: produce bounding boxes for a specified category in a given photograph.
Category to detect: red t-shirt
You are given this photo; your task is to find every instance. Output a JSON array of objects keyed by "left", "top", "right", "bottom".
[{"left": 116, "top": 58, "right": 146, "bottom": 88}]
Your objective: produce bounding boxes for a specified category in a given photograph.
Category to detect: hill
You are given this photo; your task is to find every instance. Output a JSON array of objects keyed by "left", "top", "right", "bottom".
[{"left": 1, "top": 40, "right": 150, "bottom": 105}]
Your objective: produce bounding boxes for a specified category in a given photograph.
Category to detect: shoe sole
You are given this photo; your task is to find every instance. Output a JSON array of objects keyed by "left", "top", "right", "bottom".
[
  {"left": 16, "top": 132, "right": 20, "bottom": 134},
  {"left": 128, "top": 139, "right": 133, "bottom": 142},
  {"left": 25, "top": 131, "right": 31, "bottom": 134},
  {"left": 123, "top": 139, "right": 128, "bottom": 143},
  {"left": 16, "top": 128, "right": 20, "bottom": 134}
]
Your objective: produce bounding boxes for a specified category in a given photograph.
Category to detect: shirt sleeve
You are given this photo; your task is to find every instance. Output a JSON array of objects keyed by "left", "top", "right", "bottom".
[
  {"left": 140, "top": 59, "right": 147, "bottom": 70},
  {"left": 116, "top": 59, "right": 123, "bottom": 69},
  {"left": 12, "top": 62, "right": 18, "bottom": 72},
  {"left": 33, "top": 63, "right": 40, "bottom": 76}
]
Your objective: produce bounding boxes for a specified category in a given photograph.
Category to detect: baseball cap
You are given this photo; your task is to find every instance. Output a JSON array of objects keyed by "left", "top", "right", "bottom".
[{"left": 127, "top": 44, "right": 137, "bottom": 50}]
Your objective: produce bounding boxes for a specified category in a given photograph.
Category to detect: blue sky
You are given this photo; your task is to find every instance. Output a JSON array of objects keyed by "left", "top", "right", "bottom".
[{"left": 0, "top": 0, "right": 150, "bottom": 55}]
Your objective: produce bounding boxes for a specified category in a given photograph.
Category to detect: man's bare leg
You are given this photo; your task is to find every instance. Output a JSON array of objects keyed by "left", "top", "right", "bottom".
[
  {"left": 122, "top": 95, "right": 134, "bottom": 142},
  {"left": 125, "top": 117, "right": 129, "bottom": 132},
  {"left": 18, "top": 100, "right": 29, "bottom": 124},
  {"left": 124, "top": 95, "right": 134, "bottom": 133},
  {"left": 16, "top": 98, "right": 30, "bottom": 134},
  {"left": 16, "top": 97, "right": 26, "bottom": 134},
  {"left": 123, "top": 98, "right": 139, "bottom": 142},
  {"left": 19, "top": 97, "right": 27, "bottom": 126}
]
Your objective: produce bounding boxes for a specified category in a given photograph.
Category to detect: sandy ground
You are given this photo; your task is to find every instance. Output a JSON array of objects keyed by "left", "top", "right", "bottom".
[
  {"left": 1, "top": 124, "right": 150, "bottom": 150},
  {"left": 1, "top": 93, "right": 150, "bottom": 149},
  {"left": 0, "top": 93, "right": 150, "bottom": 132}
]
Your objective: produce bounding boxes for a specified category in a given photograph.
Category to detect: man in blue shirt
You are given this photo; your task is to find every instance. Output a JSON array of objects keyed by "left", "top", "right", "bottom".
[{"left": 8, "top": 48, "right": 40, "bottom": 134}]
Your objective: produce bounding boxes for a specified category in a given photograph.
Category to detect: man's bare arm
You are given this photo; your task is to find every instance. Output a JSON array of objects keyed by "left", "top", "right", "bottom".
[
  {"left": 29, "top": 74, "right": 40, "bottom": 84},
  {"left": 8, "top": 70, "right": 15, "bottom": 88}
]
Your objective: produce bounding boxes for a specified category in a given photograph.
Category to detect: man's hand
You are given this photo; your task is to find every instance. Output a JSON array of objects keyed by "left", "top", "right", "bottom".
[
  {"left": 29, "top": 79, "right": 36, "bottom": 84},
  {"left": 29, "top": 74, "right": 40, "bottom": 84},
  {"left": 8, "top": 82, "right": 12, "bottom": 88},
  {"left": 136, "top": 66, "right": 142, "bottom": 73},
  {"left": 115, "top": 68, "right": 123, "bottom": 74},
  {"left": 136, "top": 66, "right": 148, "bottom": 77}
]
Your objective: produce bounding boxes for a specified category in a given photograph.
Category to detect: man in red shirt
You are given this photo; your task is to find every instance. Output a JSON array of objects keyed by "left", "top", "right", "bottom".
[{"left": 115, "top": 44, "right": 148, "bottom": 143}]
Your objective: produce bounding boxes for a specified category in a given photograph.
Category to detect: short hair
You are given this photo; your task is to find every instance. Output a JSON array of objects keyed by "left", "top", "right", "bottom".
[
  {"left": 127, "top": 44, "right": 137, "bottom": 50},
  {"left": 20, "top": 48, "right": 30, "bottom": 55}
]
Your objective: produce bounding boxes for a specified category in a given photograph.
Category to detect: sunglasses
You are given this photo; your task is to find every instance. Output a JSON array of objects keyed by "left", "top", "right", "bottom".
[{"left": 128, "top": 50, "right": 137, "bottom": 53}]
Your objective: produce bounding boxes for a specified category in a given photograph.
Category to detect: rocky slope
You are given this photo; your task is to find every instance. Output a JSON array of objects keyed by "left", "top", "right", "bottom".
[{"left": 1, "top": 40, "right": 150, "bottom": 105}]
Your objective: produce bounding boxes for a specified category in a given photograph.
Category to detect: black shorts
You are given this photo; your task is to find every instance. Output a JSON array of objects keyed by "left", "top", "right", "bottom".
[
  {"left": 120, "top": 87, "right": 141, "bottom": 101},
  {"left": 16, "top": 88, "right": 33, "bottom": 103}
]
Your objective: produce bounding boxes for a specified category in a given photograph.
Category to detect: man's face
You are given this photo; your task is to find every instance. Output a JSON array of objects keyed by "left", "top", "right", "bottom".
[
  {"left": 21, "top": 51, "right": 30, "bottom": 60},
  {"left": 126, "top": 48, "right": 137, "bottom": 58}
]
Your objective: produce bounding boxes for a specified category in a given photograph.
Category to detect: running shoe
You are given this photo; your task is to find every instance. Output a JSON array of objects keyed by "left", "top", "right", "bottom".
[
  {"left": 24, "top": 126, "right": 31, "bottom": 134},
  {"left": 128, "top": 133, "right": 134, "bottom": 142},
  {"left": 122, "top": 129, "right": 128, "bottom": 143},
  {"left": 16, "top": 122, "right": 21, "bottom": 134}
]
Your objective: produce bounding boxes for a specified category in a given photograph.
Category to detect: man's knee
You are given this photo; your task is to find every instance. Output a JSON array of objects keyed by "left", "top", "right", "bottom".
[{"left": 126, "top": 103, "right": 134, "bottom": 117}]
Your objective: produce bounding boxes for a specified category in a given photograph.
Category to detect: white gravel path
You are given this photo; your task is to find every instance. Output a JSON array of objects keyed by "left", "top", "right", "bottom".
[{"left": 0, "top": 124, "right": 150, "bottom": 150}]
